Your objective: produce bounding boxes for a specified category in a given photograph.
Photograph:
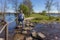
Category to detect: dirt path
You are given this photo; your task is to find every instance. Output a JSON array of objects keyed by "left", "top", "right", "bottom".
[{"left": 24, "top": 17, "right": 35, "bottom": 21}]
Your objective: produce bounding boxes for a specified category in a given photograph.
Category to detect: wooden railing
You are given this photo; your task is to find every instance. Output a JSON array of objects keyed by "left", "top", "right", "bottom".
[
  {"left": 0, "top": 23, "right": 8, "bottom": 40},
  {"left": 0, "top": 17, "right": 18, "bottom": 40},
  {"left": 0, "top": 16, "right": 34, "bottom": 40}
]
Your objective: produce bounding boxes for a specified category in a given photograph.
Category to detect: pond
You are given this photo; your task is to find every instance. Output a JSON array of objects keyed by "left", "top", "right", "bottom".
[
  {"left": 47, "top": 13, "right": 60, "bottom": 17},
  {"left": 33, "top": 22, "right": 60, "bottom": 40},
  {"left": 4, "top": 13, "right": 17, "bottom": 31},
  {"left": 1, "top": 13, "right": 60, "bottom": 40}
]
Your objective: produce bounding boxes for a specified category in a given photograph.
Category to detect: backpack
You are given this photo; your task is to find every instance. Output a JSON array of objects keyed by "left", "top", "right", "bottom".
[{"left": 18, "top": 13, "right": 24, "bottom": 21}]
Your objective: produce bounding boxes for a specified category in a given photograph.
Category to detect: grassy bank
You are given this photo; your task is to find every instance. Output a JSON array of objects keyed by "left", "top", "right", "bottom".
[{"left": 29, "top": 13, "right": 60, "bottom": 23}]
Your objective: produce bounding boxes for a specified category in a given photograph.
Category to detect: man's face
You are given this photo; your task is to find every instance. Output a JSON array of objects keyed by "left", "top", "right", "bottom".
[{"left": 21, "top": 10, "right": 23, "bottom": 13}]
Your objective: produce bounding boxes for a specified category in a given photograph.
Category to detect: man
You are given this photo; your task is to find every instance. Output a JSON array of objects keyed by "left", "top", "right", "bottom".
[{"left": 18, "top": 10, "right": 25, "bottom": 28}]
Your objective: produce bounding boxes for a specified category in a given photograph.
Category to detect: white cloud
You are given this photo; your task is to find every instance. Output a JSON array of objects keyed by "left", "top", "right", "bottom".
[
  {"left": 6, "top": 10, "right": 15, "bottom": 13},
  {"left": 49, "top": 11, "right": 58, "bottom": 13}
]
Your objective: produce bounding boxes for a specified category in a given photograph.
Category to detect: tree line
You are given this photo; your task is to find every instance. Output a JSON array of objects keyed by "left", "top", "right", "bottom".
[{"left": 0, "top": 0, "right": 60, "bottom": 17}]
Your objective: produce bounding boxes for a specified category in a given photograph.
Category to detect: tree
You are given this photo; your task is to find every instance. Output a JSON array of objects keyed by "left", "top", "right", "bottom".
[
  {"left": 19, "top": 4, "right": 29, "bottom": 17},
  {"left": 0, "top": 0, "right": 1, "bottom": 12},
  {"left": 8, "top": 0, "right": 18, "bottom": 24},
  {"left": 23, "top": 0, "right": 33, "bottom": 16},
  {"left": 45, "top": 0, "right": 54, "bottom": 16},
  {"left": 0, "top": 0, "right": 7, "bottom": 19},
  {"left": 55, "top": 2, "right": 60, "bottom": 13},
  {"left": 41, "top": 10, "right": 46, "bottom": 15},
  {"left": 4, "top": 0, "right": 7, "bottom": 13},
  {"left": 2, "top": 0, "right": 7, "bottom": 20},
  {"left": 0, "top": 0, "right": 7, "bottom": 13},
  {"left": 8, "top": 0, "right": 18, "bottom": 13}
]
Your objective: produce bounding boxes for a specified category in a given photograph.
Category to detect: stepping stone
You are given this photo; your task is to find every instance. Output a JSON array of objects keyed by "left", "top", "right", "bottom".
[
  {"left": 26, "top": 37, "right": 33, "bottom": 40},
  {"left": 0, "top": 38, "right": 4, "bottom": 40},
  {"left": 23, "top": 27, "right": 33, "bottom": 30},
  {"left": 29, "top": 23, "right": 34, "bottom": 27},
  {"left": 55, "top": 36, "right": 58, "bottom": 40},
  {"left": 15, "top": 30, "right": 21, "bottom": 33},
  {"left": 37, "top": 32, "right": 46, "bottom": 39},
  {"left": 18, "top": 26, "right": 22, "bottom": 28},
  {"left": 32, "top": 31, "right": 37, "bottom": 37},
  {"left": 22, "top": 31, "right": 27, "bottom": 34},
  {"left": 25, "top": 24, "right": 30, "bottom": 27},
  {"left": 13, "top": 34, "right": 25, "bottom": 40}
]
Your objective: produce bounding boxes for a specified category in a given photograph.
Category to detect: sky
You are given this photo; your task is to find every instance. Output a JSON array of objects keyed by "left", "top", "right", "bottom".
[
  {"left": 0, "top": 0, "right": 60, "bottom": 13},
  {"left": 31, "top": 0, "right": 45, "bottom": 13},
  {"left": 31, "top": 0, "right": 60, "bottom": 13}
]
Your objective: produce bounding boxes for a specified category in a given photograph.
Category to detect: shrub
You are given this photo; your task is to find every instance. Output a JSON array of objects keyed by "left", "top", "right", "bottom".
[
  {"left": 18, "top": 4, "right": 30, "bottom": 17},
  {"left": 56, "top": 18, "right": 60, "bottom": 21},
  {"left": 41, "top": 10, "right": 46, "bottom": 15},
  {"left": 48, "top": 16, "right": 54, "bottom": 20}
]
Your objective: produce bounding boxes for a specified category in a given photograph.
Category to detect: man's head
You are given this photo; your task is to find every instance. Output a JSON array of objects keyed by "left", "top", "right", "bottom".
[{"left": 20, "top": 10, "right": 23, "bottom": 13}]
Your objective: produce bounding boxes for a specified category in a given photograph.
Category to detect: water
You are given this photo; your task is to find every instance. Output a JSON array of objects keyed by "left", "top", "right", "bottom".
[
  {"left": 33, "top": 22, "right": 60, "bottom": 40},
  {"left": 5, "top": 13, "right": 17, "bottom": 31},
  {"left": 0, "top": 13, "right": 60, "bottom": 31},
  {"left": 34, "top": 22, "right": 60, "bottom": 31},
  {"left": 47, "top": 13, "right": 60, "bottom": 17}
]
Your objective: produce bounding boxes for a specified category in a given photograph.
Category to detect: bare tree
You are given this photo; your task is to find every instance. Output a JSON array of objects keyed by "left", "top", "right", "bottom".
[
  {"left": 8, "top": 0, "right": 18, "bottom": 13},
  {"left": 4, "top": 0, "right": 7, "bottom": 13},
  {"left": 55, "top": 2, "right": 60, "bottom": 13},
  {"left": 2, "top": 0, "right": 7, "bottom": 20},
  {"left": 45, "top": 0, "right": 54, "bottom": 16},
  {"left": 0, "top": 0, "right": 2, "bottom": 13},
  {"left": 0, "top": 0, "right": 1, "bottom": 12}
]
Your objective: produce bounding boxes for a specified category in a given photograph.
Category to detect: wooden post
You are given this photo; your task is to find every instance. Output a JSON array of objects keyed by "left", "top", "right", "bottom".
[
  {"left": 3, "top": 0, "right": 7, "bottom": 20},
  {"left": 15, "top": 0, "right": 18, "bottom": 25},
  {"left": 5, "top": 24, "right": 8, "bottom": 40},
  {"left": 16, "top": 14, "right": 18, "bottom": 25}
]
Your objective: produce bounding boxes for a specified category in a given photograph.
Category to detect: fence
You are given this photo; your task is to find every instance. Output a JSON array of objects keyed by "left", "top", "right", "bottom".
[
  {"left": 0, "top": 23, "right": 8, "bottom": 40},
  {"left": 0, "top": 16, "right": 18, "bottom": 40}
]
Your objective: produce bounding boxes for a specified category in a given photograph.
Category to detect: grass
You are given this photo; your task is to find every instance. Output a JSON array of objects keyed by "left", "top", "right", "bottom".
[
  {"left": 30, "top": 13, "right": 49, "bottom": 20},
  {"left": 29, "top": 13, "right": 49, "bottom": 23},
  {"left": 29, "top": 13, "right": 60, "bottom": 23}
]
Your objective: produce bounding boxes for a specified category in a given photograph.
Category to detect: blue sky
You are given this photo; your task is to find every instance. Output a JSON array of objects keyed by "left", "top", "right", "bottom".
[
  {"left": 31, "top": 0, "right": 60, "bottom": 13},
  {"left": 0, "top": 0, "right": 60, "bottom": 13},
  {"left": 14, "top": 0, "right": 60, "bottom": 13},
  {"left": 18, "top": 0, "right": 46, "bottom": 12},
  {"left": 31, "top": 0, "right": 45, "bottom": 12}
]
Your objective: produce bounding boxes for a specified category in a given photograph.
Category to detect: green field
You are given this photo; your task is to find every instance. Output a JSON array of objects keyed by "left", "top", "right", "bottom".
[{"left": 29, "top": 13, "right": 60, "bottom": 23}]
